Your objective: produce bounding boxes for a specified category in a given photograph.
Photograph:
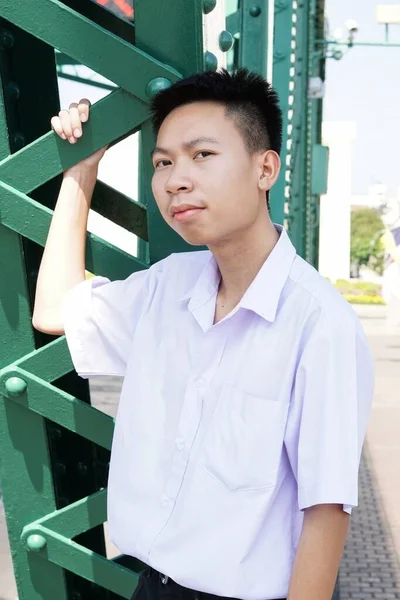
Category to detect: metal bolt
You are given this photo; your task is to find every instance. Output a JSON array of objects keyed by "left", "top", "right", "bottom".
[
  {"left": 203, "top": 0, "right": 217, "bottom": 14},
  {"left": 274, "top": 0, "right": 288, "bottom": 11},
  {"left": 77, "top": 461, "right": 88, "bottom": 476},
  {"left": 218, "top": 30, "right": 234, "bottom": 53},
  {"left": 204, "top": 51, "right": 218, "bottom": 71},
  {"left": 274, "top": 50, "right": 285, "bottom": 61},
  {"left": 5, "top": 82, "right": 20, "bottom": 102},
  {"left": 26, "top": 534, "right": 47, "bottom": 552},
  {"left": 0, "top": 30, "right": 14, "bottom": 49},
  {"left": 145, "top": 77, "right": 172, "bottom": 99},
  {"left": 54, "top": 462, "right": 66, "bottom": 476},
  {"left": 249, "top": 6, "right": 262, "bottom": 17},
  {"left": 49, "top": 426, "right": 62, "bottom": 441},
  {"left": 5, "top": 377, "right": 27, "bottom": 397}
]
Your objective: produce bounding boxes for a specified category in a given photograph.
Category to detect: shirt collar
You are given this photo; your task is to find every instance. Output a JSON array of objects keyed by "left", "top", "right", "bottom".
[{"left": 178, "top": 224, "right": 297, "bottom": 323}]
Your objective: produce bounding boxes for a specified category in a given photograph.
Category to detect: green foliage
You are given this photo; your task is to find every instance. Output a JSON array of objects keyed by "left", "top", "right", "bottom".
[
  {"left": 344, "top": 294, "right": 385, "bottom": 305},
  {"left": 350, "top": 208, "right": 385, "bottom": 274},
  {"left": 334, "top": 278, "right": 385, "bottom": 304},
  {"left": 335, "top": 279, "right": 382, "bottom": 296}
]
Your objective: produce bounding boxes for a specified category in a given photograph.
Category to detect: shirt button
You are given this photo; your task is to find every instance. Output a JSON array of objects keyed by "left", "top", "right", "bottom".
[
  {"left": 176, "top": 438, "right": 185, "bottom": 451},
  {"left": 196, "top": 377, "right": 207, "bottom": 387},
  {"left": 162, "top": 495, "right": 171, "bottom": 508}
]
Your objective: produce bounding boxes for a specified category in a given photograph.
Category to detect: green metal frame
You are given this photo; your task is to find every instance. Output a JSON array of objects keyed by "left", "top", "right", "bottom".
[
  {"left": 226, "top": 0, "right": 327, "bottom": 267},
  {"left": 270, "top": 0, "right": 326, "bottom": 266},
  {"left": 226, "top": 0, "right": 269, "bottom": 75},
  {"left": 0, "top": 1, "right": 211, "bottom": 598}
]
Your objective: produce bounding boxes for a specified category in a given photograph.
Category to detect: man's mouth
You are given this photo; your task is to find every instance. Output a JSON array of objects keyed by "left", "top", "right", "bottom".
[{"left": 173, "top": 207, "right": 205, "bottom": 222}]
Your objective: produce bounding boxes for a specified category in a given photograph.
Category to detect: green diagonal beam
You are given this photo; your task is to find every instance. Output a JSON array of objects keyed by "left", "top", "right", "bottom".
[
  {"left": 0, "top": 88, "right": 148, "bottom": 195},
  {"left": 20, "top": 523, "right": 138, "bottom": 598},
  {"left": 0, "top": 367, "right": 115, "bottom": 450},
  {"left": 0, "top": 180, "right": 148, "bottom": 280},
  {"left": 93, "top": 180, "right": 148, "bottom": 241},
  {"left": 226, "top": 10, "right": 241, "bottom": 36},
  {"left": 31, "top": 489, "right": 107, "bottom": 539},
  {"left": 13, "top": 338, "right": 73, "bottom": 383},
  {"left": 0, "top": 0, "right": 182, "bottom": 101}
]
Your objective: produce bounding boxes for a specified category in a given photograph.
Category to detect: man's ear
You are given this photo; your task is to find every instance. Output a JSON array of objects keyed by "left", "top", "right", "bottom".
[{"left": 258, "top": 150, "right": 281, "bottom": 193}]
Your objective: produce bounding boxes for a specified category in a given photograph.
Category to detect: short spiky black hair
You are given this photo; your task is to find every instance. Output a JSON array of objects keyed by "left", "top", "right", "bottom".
[{"left": 150, "top": 68, "right": 283, "bottom": 209}]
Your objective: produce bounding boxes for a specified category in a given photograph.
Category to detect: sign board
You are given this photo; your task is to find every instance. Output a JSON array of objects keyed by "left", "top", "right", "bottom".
[{"left": 376, "top": 4, "right": 400, "bottom": 24}]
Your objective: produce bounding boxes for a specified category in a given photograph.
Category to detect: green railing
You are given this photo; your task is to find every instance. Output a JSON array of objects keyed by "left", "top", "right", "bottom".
[
  {"left": 0, "top": 1, "right": 210, "bottom": 597},
  {"left": 0, "top": 1, "right": 329, "bottom": 598}
]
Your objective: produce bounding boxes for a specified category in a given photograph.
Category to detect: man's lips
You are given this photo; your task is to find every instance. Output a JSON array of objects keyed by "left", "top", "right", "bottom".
[{"left": 173, "top": 207, "right": 205, "bottom": 222}]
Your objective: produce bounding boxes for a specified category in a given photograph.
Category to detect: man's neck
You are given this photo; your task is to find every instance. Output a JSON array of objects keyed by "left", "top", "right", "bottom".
[{"left": 209, "top": 218, "right": 280, "bottom": 304}]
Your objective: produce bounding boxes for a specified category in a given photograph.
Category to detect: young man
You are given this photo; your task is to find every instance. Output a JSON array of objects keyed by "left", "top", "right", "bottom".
[{"left": 33, "top": 69, "right": 374, "bottom": 600}]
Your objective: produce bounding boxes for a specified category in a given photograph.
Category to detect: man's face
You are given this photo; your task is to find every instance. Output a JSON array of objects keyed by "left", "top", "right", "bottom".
[{"left": 151, "top": 101, "right": 268, "bottom": 247}]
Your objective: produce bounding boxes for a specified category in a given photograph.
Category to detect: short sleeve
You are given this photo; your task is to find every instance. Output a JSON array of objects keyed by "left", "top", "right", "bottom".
[
  {"left": 284, "top": 307, "right": 374, "bottom": 515},
  {"left": 63, "top": 261, "right": 164, "bottom": 378}
]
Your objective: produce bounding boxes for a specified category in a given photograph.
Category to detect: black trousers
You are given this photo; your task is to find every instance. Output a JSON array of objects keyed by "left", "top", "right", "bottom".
[{"left": 130, "top": 567, "right": 287, "bottom": 600}]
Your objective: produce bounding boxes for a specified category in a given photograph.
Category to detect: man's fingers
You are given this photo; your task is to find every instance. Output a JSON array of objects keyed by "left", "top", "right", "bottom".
[
  {"left": 51, "top": 99, "right": 91, "bottom": 144},
  {"left": 68, "top": 103, "right": 82, "bottom": 139},
  {"left": 50, "top": 116, "right": 67, "bottom": 140},
  {"left": 78, "top": 98, "right": 91, "bottom": 123},
  {"left": 58, "top": 109, "right": 74, "bottom": 141}
]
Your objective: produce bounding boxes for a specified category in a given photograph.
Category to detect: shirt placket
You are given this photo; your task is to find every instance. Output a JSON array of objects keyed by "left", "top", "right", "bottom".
[{"left": 148, "top": 327, "right": 228, "bottom": 553}]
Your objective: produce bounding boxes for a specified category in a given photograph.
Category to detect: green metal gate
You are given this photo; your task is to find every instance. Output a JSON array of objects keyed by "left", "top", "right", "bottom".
[{"left": 0, "top": 1, "right": 328, "bottom": 598}]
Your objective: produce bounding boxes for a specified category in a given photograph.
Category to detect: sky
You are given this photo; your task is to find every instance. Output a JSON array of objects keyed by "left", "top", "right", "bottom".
[
  {"left": 323, "top": 0, "right": 400, "bottom": 196},
  {"left": 60, "top": 0, "right": 400, "bottom": 199}
]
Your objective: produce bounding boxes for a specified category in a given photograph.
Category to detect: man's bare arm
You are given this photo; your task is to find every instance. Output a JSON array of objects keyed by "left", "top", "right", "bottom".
[
  {"left": 32, "top": 99, "right": 107, "bottom": 336},
  {"left": 287, "top": 504, "right": 350, "bottom": 600}
]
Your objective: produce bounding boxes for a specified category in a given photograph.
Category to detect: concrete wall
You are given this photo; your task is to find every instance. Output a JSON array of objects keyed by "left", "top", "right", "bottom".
[{"left": 318, "top": 121, "right": 357, "bottom": 282}]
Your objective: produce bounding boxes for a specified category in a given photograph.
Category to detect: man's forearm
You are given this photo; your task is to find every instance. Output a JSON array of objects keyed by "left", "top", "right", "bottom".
[
  {"left": 33, "top": 166, "right": 97, "bottom": 335},
  {"left": 287, "top": 504, "right": 350, "bottom": 600}
]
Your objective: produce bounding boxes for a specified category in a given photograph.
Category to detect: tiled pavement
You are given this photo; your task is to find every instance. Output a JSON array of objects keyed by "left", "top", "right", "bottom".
[
  {"left": 0, "top": 305, "right": 399, "bottom": 599},
  {"left": 340, "top": 448, "right": 400, "bottom": 599}
]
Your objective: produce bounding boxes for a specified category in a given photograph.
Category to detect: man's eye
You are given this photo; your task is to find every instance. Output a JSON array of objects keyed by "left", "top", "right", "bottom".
[
  {"left": 195, "top": 151, "right": 212, "bottom": 159},
  {"left": 155, "top": 159, "right": 170, "bottom": 168}
]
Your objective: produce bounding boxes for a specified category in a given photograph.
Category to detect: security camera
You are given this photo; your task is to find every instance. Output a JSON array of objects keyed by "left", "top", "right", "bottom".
[
  {"left": 344, "top": 19, "right": 358, "bottom": 46},
  {"left": 345, "top": 19, "right": 359, "bottom": 33}
]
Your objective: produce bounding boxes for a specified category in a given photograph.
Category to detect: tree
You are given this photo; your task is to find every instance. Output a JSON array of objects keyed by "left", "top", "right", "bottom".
[{"left": 350, "top": 208, "right": 385, "bottom": 275}]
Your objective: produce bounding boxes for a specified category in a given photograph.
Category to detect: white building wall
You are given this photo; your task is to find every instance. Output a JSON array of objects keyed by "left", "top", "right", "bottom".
[{"left": 318, "top": 121, "right": 357, "bottom": 282}]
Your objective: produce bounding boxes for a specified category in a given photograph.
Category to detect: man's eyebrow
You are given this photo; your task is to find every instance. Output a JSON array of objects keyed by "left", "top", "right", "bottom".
[
  {"left": 183, "top": 137, "right": 219, "bottom": 149},
  {"left": 151, "top": 137, "right": 219, "bottom": 158}
]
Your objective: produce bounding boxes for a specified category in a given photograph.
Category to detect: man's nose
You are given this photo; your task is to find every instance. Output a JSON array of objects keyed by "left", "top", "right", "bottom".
[{"left": 166, "top": 165, "right": 194, "bottom": 195}]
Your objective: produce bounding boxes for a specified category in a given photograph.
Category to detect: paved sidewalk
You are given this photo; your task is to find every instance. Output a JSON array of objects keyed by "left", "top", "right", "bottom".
[
  {"left": 0, "top": 304, "right": 399, "bottom": 599},
  {"left": 342, "top": 305, "right": 400, "bottom": 598},
  {"left": 358, "top": 305, "right": 400, "bottom": 563}
]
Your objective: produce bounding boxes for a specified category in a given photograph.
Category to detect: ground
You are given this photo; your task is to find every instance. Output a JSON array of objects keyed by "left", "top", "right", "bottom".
[{"left": 0, "top": 304, "right": 399, "bottom": 599}]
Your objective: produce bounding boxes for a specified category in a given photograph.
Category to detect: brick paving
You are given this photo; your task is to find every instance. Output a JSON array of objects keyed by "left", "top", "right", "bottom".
[
  {"left": 0, "top": 305, "right": 399, "bottom": 599},
  {"left": 339, "top": 447, "right": 400, "bottom": 599}
]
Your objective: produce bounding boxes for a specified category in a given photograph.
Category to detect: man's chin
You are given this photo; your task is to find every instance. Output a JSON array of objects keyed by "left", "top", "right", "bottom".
[
  {"left": 165, "top": 217, "right": 219, "bottom": 247},
  {"left": 178, "top": 233, "right": 211, "bottom": 247}
]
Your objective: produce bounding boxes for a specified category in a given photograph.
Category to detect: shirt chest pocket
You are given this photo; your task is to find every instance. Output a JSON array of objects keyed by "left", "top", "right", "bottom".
[{"left": 197, "top": 384, "right": 290, "bottom": 491}]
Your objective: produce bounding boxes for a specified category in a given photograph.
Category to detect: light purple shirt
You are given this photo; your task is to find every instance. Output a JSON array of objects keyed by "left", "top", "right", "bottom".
[{"left": 64, "top": 225, "right": 374, "bottom": 600}]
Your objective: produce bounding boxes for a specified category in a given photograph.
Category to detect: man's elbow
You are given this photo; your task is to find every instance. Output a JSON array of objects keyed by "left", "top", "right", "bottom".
[{"left": 32, "top": 311, "right": 65, "bottom": 336}]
